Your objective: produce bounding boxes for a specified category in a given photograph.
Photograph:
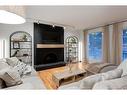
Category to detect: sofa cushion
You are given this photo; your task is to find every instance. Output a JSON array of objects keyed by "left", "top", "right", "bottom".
[
  {"left": 13, "top": 62, "right": 27, "bottom": 76},
  {"left": 4, "top": 83, "right": 34, "bottom": 90},
  {"left": 79, "top": 73, "right": 102, "bottom": 89},
  {"left": 0, "top": 59, "right": 10, "bottom": 70},
  {"left": 93, "top": 76, "right": 127, "bottom": 89},
  {"left": 0, "top": 58, "right": 6, "bottom": 63},
  {"left": 23, "top": 65, "right": 32, "bottom": 75},
  {"left": 58, "top": 81, "right": 81, "bottom": 89},
  {"left": 22, "top": 76, "right": 46, "bottom": 89},
  {"left": 6, "top": 57, "right": 20, "bottom": 67},
  {"left": 117, "top": 59, "right": 127, "bottom": 77},
  {"left": 6, "top": 57, "right": 31, "bottom": 77},
  {"left": 0, "top": 67, "right": 22, "bottom": 87},
  {"left": 101, "top": 69, "right": 122, "bottom": 80}
]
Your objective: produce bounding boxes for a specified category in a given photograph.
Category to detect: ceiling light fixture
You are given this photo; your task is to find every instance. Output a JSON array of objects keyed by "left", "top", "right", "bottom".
[
  {"left": 63, "top": 26, "right": 66, "bottom": 29},
  {"left": 52, "top": 24, "right": 55, "bottom": 27},
  {"left": 0, "top": 6, "right": 26, "bottom": 24}
]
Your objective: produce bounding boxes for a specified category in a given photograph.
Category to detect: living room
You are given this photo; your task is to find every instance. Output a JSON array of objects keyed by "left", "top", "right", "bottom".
[{"left": 1, "top": 4, "right": 127, "bottom": 92}]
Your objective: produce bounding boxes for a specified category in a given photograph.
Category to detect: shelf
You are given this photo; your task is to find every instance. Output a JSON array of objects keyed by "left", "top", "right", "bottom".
[
  {"left": 65, "top": 36, "right": 78, "bottom": 62},
  {"left": 14, "top": 55, "right": 32, "bottom": 57},
  {"left": 37, "top": 44, "right": 64, "bottom": 48},
  {"left": 11, "top": 48, "right": 31, "bottom": 49},
  {"left": 11, "top": 41, "right": 32, "bottom": 42}
]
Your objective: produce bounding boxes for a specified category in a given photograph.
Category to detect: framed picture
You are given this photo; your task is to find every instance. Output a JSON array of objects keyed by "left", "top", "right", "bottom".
[{"left": 13, "top": 42, "right": 20, "bottom": 49}]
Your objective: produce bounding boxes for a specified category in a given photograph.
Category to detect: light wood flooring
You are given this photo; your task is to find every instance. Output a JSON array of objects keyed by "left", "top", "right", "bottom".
[{"left": 38, "top": 62, "right": 86, "bottom": 89}]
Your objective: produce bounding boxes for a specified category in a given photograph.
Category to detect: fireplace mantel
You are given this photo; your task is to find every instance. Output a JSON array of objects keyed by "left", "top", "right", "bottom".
[{"left": 37, "top": 44, "right": 64, "bottom": 48}]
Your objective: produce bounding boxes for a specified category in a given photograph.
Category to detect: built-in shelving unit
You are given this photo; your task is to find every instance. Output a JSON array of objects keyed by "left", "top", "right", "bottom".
[
  {"left": 65, "top": 36, "right": 78, "bottom": 63},
  {"left": 10, "top": 31, "right": 32, "bottom": 66}
]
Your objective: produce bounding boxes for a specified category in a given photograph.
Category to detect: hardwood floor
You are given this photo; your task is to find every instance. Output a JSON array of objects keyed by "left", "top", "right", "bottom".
[{"left": 38, "top": 62, "right": 86, "bottom": 89}]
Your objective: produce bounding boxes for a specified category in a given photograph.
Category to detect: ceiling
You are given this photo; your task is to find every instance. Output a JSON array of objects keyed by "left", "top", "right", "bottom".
[{"left": 26, "top": 6, "right": 127, "bottom": 30}]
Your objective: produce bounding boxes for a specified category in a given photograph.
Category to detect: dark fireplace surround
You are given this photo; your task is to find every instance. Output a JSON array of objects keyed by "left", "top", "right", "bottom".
[{"left": 34, "top": 23, "right": 65, "bottom": 71}]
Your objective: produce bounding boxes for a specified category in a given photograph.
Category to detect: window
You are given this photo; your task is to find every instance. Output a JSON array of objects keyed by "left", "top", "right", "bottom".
[
  {"left": 87, "top": 32, "right": 103, "bottom": 63},
  {"left": 122, "top": 29, "right": 127, "bottom": 61}
]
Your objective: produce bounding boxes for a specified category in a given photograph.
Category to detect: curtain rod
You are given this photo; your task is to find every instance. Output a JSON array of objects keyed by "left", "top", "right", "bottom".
[{"left": 84, "top": 19, "right": 127, "bottom": 31}]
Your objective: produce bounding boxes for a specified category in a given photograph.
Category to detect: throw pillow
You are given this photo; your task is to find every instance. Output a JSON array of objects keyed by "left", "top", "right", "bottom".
[
  {"left": 117, "top": 59, "right": 127, "bottom": 77},
  {"left": 6, "top": 57, "right": 20, "bottom": 67},
  {"left": 13, "top": 62, "right": 27, "bottom": 76},
  {"left": 0, "top": 58, "right": 6, "bottom": 63},
  {"left": 23, "top": 65, "right": 32, "bottom": 75},
  {"left": 79, "top": 74, "right": 102, "bottom": 89},
  {"left": 0, "top": 59, "right": 10, "bottom": 70},
  {"left": 0, "top": 67, "right": 22, "bottom": 87},
  {"left": 101, "top": 69, "right": 123, "bottom": 80}
]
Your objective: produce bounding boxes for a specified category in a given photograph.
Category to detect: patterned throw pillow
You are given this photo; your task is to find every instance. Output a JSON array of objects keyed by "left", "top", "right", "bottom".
[
  {"left": 23, "top": 65, "right": 32, "bottom": 75},
  {"left": 13, "top": 62, "right": 27, "bottom": 76}
]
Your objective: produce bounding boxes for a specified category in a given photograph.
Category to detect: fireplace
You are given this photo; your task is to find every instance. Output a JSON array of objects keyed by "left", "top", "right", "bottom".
[
  {"left": 35, "top": 48, "right": 65, "bottom": 70},
  {"left": 44, "top": 53, "right": 58, "bottom": 64},
  {"left": 34, "top": 23, "right": 65, "bottom": 71}
]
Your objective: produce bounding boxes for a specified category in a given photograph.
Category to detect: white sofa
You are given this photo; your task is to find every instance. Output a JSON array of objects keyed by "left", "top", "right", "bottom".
[
  {"left": 0, "top": 57, "right": 46, "bottom": 90},
  {"left": 58, "top": 63, "right": 127, "bottom": 90},
  {"left": 4, "top": 67, "right": 46, "bottom": 90}
]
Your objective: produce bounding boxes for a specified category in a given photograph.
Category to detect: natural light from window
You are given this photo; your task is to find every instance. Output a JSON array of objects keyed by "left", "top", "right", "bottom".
[
  {"left": 122, "top": 29, "right": 127, "bottom": 61},
  {"left": 87, "top": 32, "right": 103, "bottom": 63}
]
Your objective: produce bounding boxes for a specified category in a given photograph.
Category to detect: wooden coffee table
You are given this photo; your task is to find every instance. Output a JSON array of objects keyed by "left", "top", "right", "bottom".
[{"left": 52, "top": 68, "right": 86, "bottom": 87}]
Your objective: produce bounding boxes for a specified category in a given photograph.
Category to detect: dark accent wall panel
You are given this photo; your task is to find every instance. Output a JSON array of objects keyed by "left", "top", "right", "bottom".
[{"left": 34, "top": 23, "right": 65, "bottom": 71}]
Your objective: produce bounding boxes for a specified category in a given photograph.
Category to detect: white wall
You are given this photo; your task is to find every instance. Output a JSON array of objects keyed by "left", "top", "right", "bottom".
[{"left": 0, "top": 22, "right": 84, "bottom": 65}]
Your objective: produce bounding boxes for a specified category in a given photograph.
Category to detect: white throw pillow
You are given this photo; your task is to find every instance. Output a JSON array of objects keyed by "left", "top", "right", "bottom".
[
  {"left": 0, "top": 59, "right": 10, "bottom": 70},
  {"left": 0, "top": 58, "right": 6, "bottom": 63},
  {"left": 101, "top": 69, "right": 123, "bottom": 80},
  {"left": 79, "top": 74, "right": 102, "bottom": 89},
  {"left": 6, "top": 57, "right": 20, "bottom": 67},
  {"left": 117, "top": 59, "right": 127, "bottom": 77},
  {"left": 0, "top": 67, "right": 22, "bottom": 87}
]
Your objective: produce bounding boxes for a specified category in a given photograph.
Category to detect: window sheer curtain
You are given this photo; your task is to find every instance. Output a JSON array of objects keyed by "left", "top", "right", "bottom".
[
  {"left": 104, "top": 23, "right": 124, "bottom": 64},
  {"left": 84, "top": 23, "right": 125, "bottom": 64},
  {"left": 111, "top": 23, "right": 123, "bottom": 64},
  {"left": 103, "top": 25, "right": 110, "bottom": 63},
  {"left": 84, "top": 30, "right": 88, "bottom": 63}
]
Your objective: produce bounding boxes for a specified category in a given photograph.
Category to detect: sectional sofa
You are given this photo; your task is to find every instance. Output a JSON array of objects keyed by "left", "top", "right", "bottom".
[{"left": 0, "top": 57, "right": 46, "bottom": 89}]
